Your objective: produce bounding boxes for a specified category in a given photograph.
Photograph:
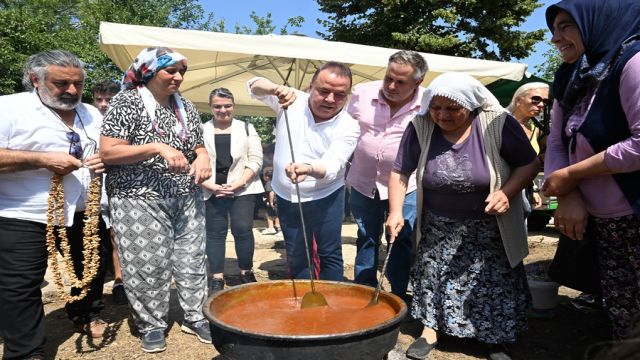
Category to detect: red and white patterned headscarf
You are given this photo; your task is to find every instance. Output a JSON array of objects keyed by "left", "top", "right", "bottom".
[
  {"left": 122, "top": 47, "right": 187, "bottom": 90},
  {"left": 122, "top": 47, "right": 190, "bottom": 143}
]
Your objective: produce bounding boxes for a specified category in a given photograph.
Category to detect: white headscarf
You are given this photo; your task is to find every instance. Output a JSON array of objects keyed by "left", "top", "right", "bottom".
[{"left": 418, "top": 72, "right": 502, "bottom": 115}]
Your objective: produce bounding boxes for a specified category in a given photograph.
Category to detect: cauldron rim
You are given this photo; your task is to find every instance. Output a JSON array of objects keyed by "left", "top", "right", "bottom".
[{"left": 203, "top": 280, "right": 407, "bottom": 341}]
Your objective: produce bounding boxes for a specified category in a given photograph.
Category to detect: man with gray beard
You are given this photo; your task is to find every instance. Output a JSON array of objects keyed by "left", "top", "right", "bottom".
[{"left": 0, "top": 50, "right": 110, "bottom": 359}]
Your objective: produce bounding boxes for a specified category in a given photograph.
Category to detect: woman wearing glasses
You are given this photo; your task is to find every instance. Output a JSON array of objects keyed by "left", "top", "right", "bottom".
[
  {"left": 200, "top": 88, "right": 264, "bottom": 294},
  {"left": 507, "top": 83, "right": 549, "bottom": 156},
  {"left": 542, "top": 0, "right": 640, "bottom": 340},
  {"left": 100, "top": 47, "right": 212, "bottom": 352},
  {"left": 507, "top": 83, "right": 550, "bottom": 221}
]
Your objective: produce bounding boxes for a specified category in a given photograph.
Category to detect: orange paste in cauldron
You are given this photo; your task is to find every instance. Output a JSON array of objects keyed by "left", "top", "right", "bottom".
[{"left": 212, "top": 282, "right": 399, "bottom": 336}]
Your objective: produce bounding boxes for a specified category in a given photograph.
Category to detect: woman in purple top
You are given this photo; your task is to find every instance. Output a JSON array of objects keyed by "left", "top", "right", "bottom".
[
  {"left": 386, "top": 73, "right": 539, "bottom": 360},
  {"left": 542, "top": 0, "right": 640, "bottom": 340}
]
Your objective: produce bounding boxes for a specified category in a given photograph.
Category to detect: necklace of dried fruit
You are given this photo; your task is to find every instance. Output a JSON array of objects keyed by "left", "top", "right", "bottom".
[{"left": 45, "top": 174, "right": 102, "bottom": 302}]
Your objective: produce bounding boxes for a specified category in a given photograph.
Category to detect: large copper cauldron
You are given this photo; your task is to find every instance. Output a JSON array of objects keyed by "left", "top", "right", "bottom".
[{"left": 204, "top": 280, "right": 407, "bottom": 360}]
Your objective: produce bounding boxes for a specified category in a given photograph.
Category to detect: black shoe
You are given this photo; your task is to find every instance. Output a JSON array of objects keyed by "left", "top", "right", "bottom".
[
  {"left": 240, "top": 270, "right": 257, "bottom": 284},
  {"left": 487, "top": 343, "right": 512, "bottom": 360},
  {"left": 112, "top": 282, "right": 128, "bottom": 305},
  {"left": 406, "top": 337, "right": 437, "bottom": 359},
  {"left": 208, "top": 277, "right": 225, "bottom": 295}
]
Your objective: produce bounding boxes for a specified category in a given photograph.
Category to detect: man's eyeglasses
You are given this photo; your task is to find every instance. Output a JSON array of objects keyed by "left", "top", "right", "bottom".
[
  {"left": 67, "top": 131, "right": 84, "bottom": 160},
  {"left": 530, "top": 95, "right": 550, "bottom": 106}
]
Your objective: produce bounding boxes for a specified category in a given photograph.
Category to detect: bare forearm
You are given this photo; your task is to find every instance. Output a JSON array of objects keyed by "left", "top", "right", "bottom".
[
  {"left": 200, "top": 178, "right": 218, "bottom": 191},
  {"left": 501, "top": 158, "right": 540, "bottom": 199},
  {"left": 0, "top": 148, "right": 81, "bottom": 175},
  {"left": 100, "top": 141, "right": 164, "bottom": 165},
  {"left": 567, "top": 151, "right": 612, "bottom": 180},
  {"left": 388, "top": 170, "right": 409, "bottom": 214},
  {"left": 0, "top": 148, "right": 47, "bottom": 173},
  {"left": 306, "top": 162, "right": 327, "bottom": 179},
  {"left": 194, "top": 145, "right": 209, "bottom": 162}
]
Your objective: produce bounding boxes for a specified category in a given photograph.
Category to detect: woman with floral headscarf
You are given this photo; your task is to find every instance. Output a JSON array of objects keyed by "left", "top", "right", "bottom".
[
  {"left": 541, "top": 0, "right": 640, "bottom": 340},
  {"left": 386, "top": 73, "right": 540, "bottom": 360},
  {"left": 99, "top": 47, "right": 212, "bottom": 353}
]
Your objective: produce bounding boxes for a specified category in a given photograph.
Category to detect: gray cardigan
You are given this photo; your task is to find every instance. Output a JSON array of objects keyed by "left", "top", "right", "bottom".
[{"left": 411, "top": 106, "right": 528, "bottom": 268}]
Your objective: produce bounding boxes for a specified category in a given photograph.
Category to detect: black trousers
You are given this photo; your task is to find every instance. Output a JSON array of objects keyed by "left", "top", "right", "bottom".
[
  {"left": 205, "top": 194, "right": 257, "bottom": 274},
  {"left": 0, "top": 214, "right": 109, "bottom": 359}
]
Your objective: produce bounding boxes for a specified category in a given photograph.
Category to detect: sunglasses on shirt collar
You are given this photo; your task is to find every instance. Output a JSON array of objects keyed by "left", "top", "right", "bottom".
[
  {"left": 66, "top": 131, "right": 97, "bottom": 161},
  {"left": 530, "top": 95, "right": 550, "bottom": 105},
  {"left": 66, "top": 131, "right": 84, "bottom": 160}
]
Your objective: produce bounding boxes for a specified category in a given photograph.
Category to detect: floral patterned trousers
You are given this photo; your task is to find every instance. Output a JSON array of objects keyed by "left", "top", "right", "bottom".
[{"left": 593, "top": 215, "right": 640, "bottom": 339}]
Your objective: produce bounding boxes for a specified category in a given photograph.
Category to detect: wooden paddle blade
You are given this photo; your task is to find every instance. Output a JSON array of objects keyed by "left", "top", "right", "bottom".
[
  {"left": 300, "top": 291, "right": 328, "bottom": 309},
  {"left": 367, "top": 241, "right": 395, "bottom": 307}
]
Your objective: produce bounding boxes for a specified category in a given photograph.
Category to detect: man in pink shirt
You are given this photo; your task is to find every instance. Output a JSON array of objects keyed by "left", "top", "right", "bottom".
[{"left": 347, "top": 50, "right": 427, "bottom": 300}]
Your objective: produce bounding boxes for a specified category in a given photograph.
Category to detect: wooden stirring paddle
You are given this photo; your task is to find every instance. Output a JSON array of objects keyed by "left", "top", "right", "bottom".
[
  {"left": 283, "top": 108, "right": 328, "bottom": 309},
  {"left": 368, "top": 240, "right": 395, "bottom": 306}
]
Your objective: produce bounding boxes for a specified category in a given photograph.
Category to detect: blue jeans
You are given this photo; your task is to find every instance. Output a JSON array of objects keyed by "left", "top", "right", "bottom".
[
  {"left": 351, "top": 188, "right": 416, "bottom": 297},
  {"left": 277, "top": 187, "right": 345, "bottom": 281},
  {"left": 205, "top": 194, "right": 256, "bottom": 274}
]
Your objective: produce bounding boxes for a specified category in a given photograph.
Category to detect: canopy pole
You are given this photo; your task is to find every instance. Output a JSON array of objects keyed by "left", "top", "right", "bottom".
[{"left": 294, "top": 58, "right": 299, "bottom": 89}]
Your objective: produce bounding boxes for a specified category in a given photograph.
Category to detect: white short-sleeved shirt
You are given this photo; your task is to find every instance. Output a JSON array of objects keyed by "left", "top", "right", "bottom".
[
  {"left": 248, "top": 79, "right": 360, "bottom": 202},
  {"left": 0, "top": 91, "right": 103, "bottom": 226}
]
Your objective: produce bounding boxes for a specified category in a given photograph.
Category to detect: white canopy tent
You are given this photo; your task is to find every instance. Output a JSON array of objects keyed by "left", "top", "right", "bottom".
[{"left": 99, "top": 22, "right": 527, "bottom": 116}]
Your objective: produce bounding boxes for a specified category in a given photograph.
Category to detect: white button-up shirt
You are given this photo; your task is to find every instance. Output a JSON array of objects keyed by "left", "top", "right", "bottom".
[
  {"left": 249, "top": 80, "right": 360, "bottom": 202},
  {"left": 0, "top": 91, "right": 102, "bottom": 226}
]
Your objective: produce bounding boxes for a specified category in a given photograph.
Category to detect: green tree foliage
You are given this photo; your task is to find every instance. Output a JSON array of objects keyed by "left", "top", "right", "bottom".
[
  {"left": 0, "top": 0, "right": 74, "bottom": 94},
  {"left": 240, "top": 116, "right": 275, "bottom": 144},
  {"left": 0, "top": 0, "right": 216, "bottom": 96},
  {"left": 232, "top": 11, "right": 304, "bottom": 35},
  {"left": 534, "top": 45, "right": 563, "bottom": 82},
  {"left": 0, "top": 1, "right": 298, "bottom": 142},
  {"left": 316, "top": 0, "right": 546, "bottom": 61}
]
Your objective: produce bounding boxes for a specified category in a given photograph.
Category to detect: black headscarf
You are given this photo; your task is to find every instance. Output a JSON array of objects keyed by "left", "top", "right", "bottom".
[{"left": 546, "top": 0, "right": 640, "bottom": 110}]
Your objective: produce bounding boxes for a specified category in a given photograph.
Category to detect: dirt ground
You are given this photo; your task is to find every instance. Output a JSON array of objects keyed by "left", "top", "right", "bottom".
[{"left": 0, "top": 221, "right": 615, "bottom": 359}]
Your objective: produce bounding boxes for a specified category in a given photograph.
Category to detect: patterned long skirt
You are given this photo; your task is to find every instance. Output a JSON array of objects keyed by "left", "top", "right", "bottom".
[
  {"left": 592, "top": 214, "right": 640, "bottom": 339},
  {"left": 410, "top": 211, "right": 530, "bottom": 344}
]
